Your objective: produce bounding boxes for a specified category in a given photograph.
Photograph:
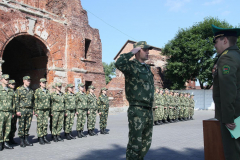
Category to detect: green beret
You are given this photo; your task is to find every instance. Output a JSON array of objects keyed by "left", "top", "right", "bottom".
[
  {"left": 133, "top": 41, "right": 153, "bottom": 50},
  {"left": 9, "top": 79, "right": 15, "bottom": 84},
  {"left": 23, "top": 76, "right": 31, "bottom": 80},
  {"left": 101, "top": 87, "right": 108, "bottom": 91},
  {"left": 55, "top": 83, "right": 62, "bottom": 87},
  {"left": 78, "top": 83, "right": 85, "bottom": 87},
  {"left": 40, "top": 78, "right": 47, "bottom": 82},
  {"left": 67, "top": 84, "right": 74, "bottom": 88},
  {"left": 89, "top": 85, "right": 95, "bottom": 89},
  {"left": 2, "top": 74, "right": 9, "bottom": 80}
]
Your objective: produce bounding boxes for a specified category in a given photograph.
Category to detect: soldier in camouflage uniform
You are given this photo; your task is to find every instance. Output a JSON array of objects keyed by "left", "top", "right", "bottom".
[
  {"left": 98, "top": 87, "right": 110, "bottom": 134},
  {"left": 178, "top": 93, "right": 184, "bottom": 121},
  {"left": 157, "top": 88, "right": 165, "bottom": 124},
  {"left": 187, "top": 93, "right": 191, "bottom": 120},
  {"left": 153, "top": 87, "right": 161, "bottom": 125},
  {"left": 8, "top": 79, "right": 17, "bottom": 145},
  {"left": 173, "top": 91, "right": 180, "bottom": 122},
  {"left": 15, "top": 76, "right": 34, "bottom": 147},
  {"left": 168, "top": 90, "right": 175, "bottom": 123},
  {"left": 87, "top": 85, "right": 98, "bottom": 136},
  {"left": 75, "top": 83, "right": 88, "bottom": 138},
  {"left": 64, "top": 84, "right": 76, "bottom": 140},
  {"left": 34, "top": 78, "right": 51, "bottom": 145},
  {"left": 189, "top": 94, "right": 195, "bottom": 120},
  {"left": 163, "top": 88, "right": 170, "bottom": 123},
  {"left": 183, "top": 93, "right": 189, "bottom": 121},
  {"left": 51, "top": 83, "right": 65, "bottom": 142},
  {"left": 0, "top": 74, "right": 14, "bottom": 150},
  {"left": 115, "top": 41, "right": 154, "bottom": 160}
]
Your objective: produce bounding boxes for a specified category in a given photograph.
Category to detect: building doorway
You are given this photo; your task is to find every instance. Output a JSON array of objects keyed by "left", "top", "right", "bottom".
[
  {"left": 2, "top": 35, "right": 48, "bottom": 90},
  {"left": 85, "top": 81, "right": 92, "bottom": 92}
]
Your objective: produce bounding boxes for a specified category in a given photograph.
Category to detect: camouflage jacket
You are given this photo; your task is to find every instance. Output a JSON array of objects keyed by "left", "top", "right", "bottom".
[
  {"left": 97, "top": 94, "right": 109, "bottom": 112},
  {"left": 173, "top": 96, "right": 180, "bottom": 107},
  {"left": 34, "top": 88, "right": 51, "bottom": 112},
  {"left": 164, "top": 94, "right": 170, "bottom": 106},
  {"left": 183, "top": 97, "right": 189, "bottom": 107},
  {"left": 168, "top": 95, "right": 175, "bottom": 107},
  {"left": 190, "top": 98, "right": 195, "bottom": 108},
  {"left": 76, "top": 92, "right": 88, "bottom": 110},
  {"left": 179, "top": 97, "right": 185, "bottom": 107},
  {"left": 153, "top": 93, "right": 161, "bottom": 108},
  {"left": 51, "top": 92, "right": 65, "bottom": 112},
  {"left": 15, "top": 85, "right": 34, "bottom": 112},
  {"left": 159, "top": 94, "right": 165, "bottom": 106},
  {"left": 0, "top": 85, "right": 15, "bottom": 113},
  {"left": 115, "top": 52, "right": 154, "bottom": 107},
  {"left": 64, "top": 92, "right": 76, "bottom": 111},
  {"left": 87, "top": 93, "right": 98, "bottom": 111}
]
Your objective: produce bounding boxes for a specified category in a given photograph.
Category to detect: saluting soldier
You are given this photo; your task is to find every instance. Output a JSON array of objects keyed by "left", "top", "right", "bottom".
[
  {"left": 51, "top": 83, "right": 65, "bottom": 142},
  {"left": 34, "top": 78, "right": 51, "bottom": 145},
  {"left": 8, "top": 79, "right": 17, "bottom": 145},
  {"left": 75, "top": 83, "right": 88, "bottom": 138},
  {"left": 15, "top": 76, "right": 34, "bottom": 147},
  {"left": 0, "top": 74, "right": 14, "bottom": 150},
  {"left": 212, "top": 25, "right": 240, "bottom": 159},
  {"left": 189, "top": 94, "right": 194, "bottom": 120},
  {"left": 87, "top": 85, "right": 98, "bottom": 136},
  {"left": 98, "top": 87, "right": 110, "bottom": 134},
  {"left": 64, "top": 84, "right": 76, "bottom": 140}
]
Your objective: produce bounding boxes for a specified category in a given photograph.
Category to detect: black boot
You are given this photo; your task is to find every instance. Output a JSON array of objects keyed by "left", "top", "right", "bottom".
[
  {"left": 159, "top": 120, "right": 163, "bottom": 124},
  {"left": 57, "top": 135, "right": 64, "bottom": 142},
  {"left": 104, "top": 128, "right": 109, "bottom": 134},
  {"left": 69, "top": 132, "right": 76, "bottom": 139},
  {"left": 43, "top": 135, "right": 51, "bottom": 144},
  {"left": 190, "top": 117, "right": 194, "bottom": 120},
  {"left": 24, "top": 136, "right": 33, "bottom": 146},
  {"left": 0, "top": 142, "right": 2, "bottom": 151},
  {"left": 39, "top": 137, "right": 45, "bottom": 145},
  {"left": 92, "top": 129, "right": 98, "bottom": 136},
  {"left": 184, "top": 118, "right": 188, "bottom": 121},
  {"left": 169, "top": 119, "right": 173, "bottom": 123},
  {"left": 80, "top": 130, "right": 87, "bottom": 137},
  {"left": 9, "top": 137, "right": 17, "bottom": 145},
  {"left": 88, "top": 130, "right": 94, "bottom": 136},
  {"left": 77, "top": 131, "right": 82, "bottom": 138},
  {"left": 4, "top": 141, "right": 14, "bottom": 149},
  {"left": 164, "top": 120, "right": 169, "bottom": 123},
  {"left": 66, "top": 133, "right": 71, "bottom": 140},
  {"left": 53, "top": 135, "right": 58, "bottom": 142},
  {"left": 20, "top": 136, "right": 26, "bottom": 148},
  {"left": 154, "top": 121, "right": 159, "bottom": 125},
  {"left": 100, "top": 129, "right": 105, "bottom": 134}
]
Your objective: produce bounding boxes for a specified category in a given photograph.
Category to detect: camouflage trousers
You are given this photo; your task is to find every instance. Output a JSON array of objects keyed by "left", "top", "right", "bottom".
[
  {"left": 154, "top": 106, "right": 164, "bottom": 121},
  {"left": 169, "top": 106, "right": 175, "bottom": 120},
  {"left": 36, "top": 109, "right": 50, "bottom": 137},
  {"left": 126, "top": 106, "right": 153, "bottom": 160},
  {"left": 183, "top": 107, "right": 189, "bottom": 118},
  {"left": 99, "top": 109, "right": 109, "bottom": 129},
  {"left": 154, "top": 107, "right": 159, "bottom": 121},
  {"left": 76, "top": 109, "right": 87, "bottom": 131},
  {"left": 174, "top": 106, "right": 179, "bottom": 119},
  {"left": 9, "top": 115, "right": 17, "bottom": 138},
  {"left": 64, "top": 110, "right": 75, "bottom": 133},
  {"left": 52, "top": 111, "right": 64, "bottom": 135},
  {"left": 179, "top": 106, "right": 184, "bottom": 118},
  {"left": 189, "top": 107, "right": 194, "bottom": 117},
  {"left": 18, "top": 108, "right": 33, "bottom": 136},
  {"left": 0, "top": 111, "right": 12, "bottom": 142},
  {"left": 87, "top": 109, "right": 97, "bottom": 130},
  {"left": 163, "top": 106, "right": 169, "bottom": 120}
]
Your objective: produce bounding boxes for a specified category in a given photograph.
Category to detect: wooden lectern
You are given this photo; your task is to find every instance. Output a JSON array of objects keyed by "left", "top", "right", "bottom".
[{"left": 203, "top": 118, "right": 225, "bottom": 160}]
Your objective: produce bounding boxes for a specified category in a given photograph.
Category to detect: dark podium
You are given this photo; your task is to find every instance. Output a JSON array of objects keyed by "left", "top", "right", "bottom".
[{"left": 203, "top": 118, "right": 225, "bottom": 160}]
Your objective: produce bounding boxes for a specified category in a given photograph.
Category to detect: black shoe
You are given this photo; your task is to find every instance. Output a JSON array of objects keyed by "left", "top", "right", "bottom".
[
  {"left": 184, "top": 118, "right": 188, "bottom": 121},
  {"left": 80, "top": 130, "right": 87, "bottom": 137},
  {"left": 9, "top": 137, "right": 17, "bottom": 145},
  {"left": 20, "top": 136, "right": 26, "bottom": 148},
  {"left": 190, "top": 117, "right": 194, "bottom": 120},
  {"left": 39, "top": 137, "right": 45, "bottom": 145},
  {"left": 4, "top": 141, "right": 14, "bottom": 149},
  {"left": 77, "top": 131, "right": 82, "bottom": 138},
  {"left": 100, "top": 129, "right": 105, "bottom": 134},
  {"left": 154, "top": 121, "right": 159, "bottom": 125},
  {"left": 24, "top": 136, "right": 33, "bottom": 146},
  {"left": 88, "top": 130, "right": 94, "bottom": 136},
  {"left": 180, "top": 118, "right": 183, "bottom": 121},
  {"left": 57, "top": 135, "right": 64, "bottom": 142},
  {"left": 104, "top": 128, "right": 109, "bottom": 134},
  {"left": 0, "top": 142, "right": 2, "bottom": 151},
  {"left": 53, "top": 135, "right": 58, "bottom": 142},
  {"left": 170, "top": 119, "right": 174, "bottom": 123},
  {"left": 164, "top": 120, "right": 169, "bottom": 123},
  {"left": 92, "top": 130, "right": 98, "bottom": 136},
  {"left": 66, "top": 133, "right": 71, "bottom": 140},
  {"left": 43, "top": 135, "right": 51, "bottom": 144},
  {"left": 69, "top": 132, "right": 76, "bottom": 139}
]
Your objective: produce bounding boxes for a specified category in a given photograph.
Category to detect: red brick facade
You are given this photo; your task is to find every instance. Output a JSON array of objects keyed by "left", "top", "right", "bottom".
[{"left": 0, "top": 0, "right": 105, "bottom": 94}]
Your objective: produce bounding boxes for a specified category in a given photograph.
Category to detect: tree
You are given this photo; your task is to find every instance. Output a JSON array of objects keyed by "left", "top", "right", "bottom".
[
  {"left": 103, "top": 62, "right": 116, "bottom": 84},
  {"left": 162, "top": 17, "right": 240, "bottom": 90}
]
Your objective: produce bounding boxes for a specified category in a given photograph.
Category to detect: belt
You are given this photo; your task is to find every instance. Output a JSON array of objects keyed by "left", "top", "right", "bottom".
[{"left": 136, "top": 106, "right": 152, "bottom": 110}]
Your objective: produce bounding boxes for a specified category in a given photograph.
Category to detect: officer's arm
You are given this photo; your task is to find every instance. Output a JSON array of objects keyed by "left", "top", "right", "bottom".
[
  {"left": 218, "top": 54, "right": 237, "bottom": 124},
  {"left": 115, "top": 52, "right": 135, "bottom": 75}
]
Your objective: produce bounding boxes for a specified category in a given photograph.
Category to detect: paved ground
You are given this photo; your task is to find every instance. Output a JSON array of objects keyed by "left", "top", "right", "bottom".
[{"left": 1, "top": 110, "right": 214, "bottom": 160}]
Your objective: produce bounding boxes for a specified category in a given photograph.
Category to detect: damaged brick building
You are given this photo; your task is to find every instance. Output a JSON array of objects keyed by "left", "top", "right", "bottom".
[{"left": 0, "top": 0, "right": 105, "bottom": 93}]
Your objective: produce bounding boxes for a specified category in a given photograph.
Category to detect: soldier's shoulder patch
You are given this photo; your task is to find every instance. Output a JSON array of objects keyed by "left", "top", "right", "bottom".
[
  {"left": 221, "top": 50, "right": 228, "bottom": 56},
  {"left": 222, "top": 65, "right": 230, "bottom": 74}
]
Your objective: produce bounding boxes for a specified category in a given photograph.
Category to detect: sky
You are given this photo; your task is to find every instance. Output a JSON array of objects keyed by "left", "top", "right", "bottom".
[{"left": 81, "top": 0, "right": 240, "bottom": 64}]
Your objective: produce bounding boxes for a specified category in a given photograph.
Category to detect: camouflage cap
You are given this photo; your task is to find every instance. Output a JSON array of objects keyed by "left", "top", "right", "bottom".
[
  {"left": 133, "top": 41, "right": 153, "bottom": 50},
  {"left": 2, "top": 74, "right": 9, "bottom": 80},
  {"left": 9, "top": 79, "right": 15, "bottom": 84},
  {"left": 23, "top": 76, "right": 31, "bottom": 80},
  {"left": 101, "top": 87, "right": 108, "bottom": 91},
  {"left": 78, "top": 83, "right": 85, "bottom": 87},
  {"left": 55, "top": 82, "right": 62, "bottom": 87},
  {"left": 89, "top": 85, "right": 95, "bottom": 89},
  {"left": 40, "top": 78, "right": 47, "bottom": 83},
  {"left": 67, "top": 83, "right": 74, "bottom": 88},
  {"left": 191, "top": 93, "right": 194, "bottom": 96},
  {"left": 160, "top": 88, "right": 164, "bottom": 91},
  {"left": 165, "top": 88, "right": 169, "bottom": 91}
]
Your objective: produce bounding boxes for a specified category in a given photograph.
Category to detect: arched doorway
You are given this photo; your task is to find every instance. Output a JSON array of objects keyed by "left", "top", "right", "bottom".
[{"left": 2, "top": 35, "right": 49, "bottom": 90}]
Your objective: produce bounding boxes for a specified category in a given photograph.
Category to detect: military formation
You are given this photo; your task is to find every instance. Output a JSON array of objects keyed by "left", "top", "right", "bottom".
[
  {"left": 0, "top": 75, "right": 110, "bottom": 151},
  {"left": 152, "top": 87, "right": 195, "bottom": 126}
]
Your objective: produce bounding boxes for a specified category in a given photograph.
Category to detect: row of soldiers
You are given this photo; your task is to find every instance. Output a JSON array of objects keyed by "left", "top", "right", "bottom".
[
  {"left": 152, "top": 87, "right": 195, "bottom": 125},
  {"left": 0, "top": 74, "right": 110, "bottom": 151}
]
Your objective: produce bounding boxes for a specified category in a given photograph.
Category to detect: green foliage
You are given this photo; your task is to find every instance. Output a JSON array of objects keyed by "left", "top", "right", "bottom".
[
  {"left": 162, "top": 17, "right": 240, "bottom": 89},
  {"left": 103, "top": 62, "right": 116, "bottom": 84}
]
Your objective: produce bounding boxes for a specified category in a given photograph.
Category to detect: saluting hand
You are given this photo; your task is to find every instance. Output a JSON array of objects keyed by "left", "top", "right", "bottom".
[
  {"left": 131, "top": 47, "right": 141, "bottom": 54},
  {"left": 226, "top": 123, "right": 236, "bottom": 130}
]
